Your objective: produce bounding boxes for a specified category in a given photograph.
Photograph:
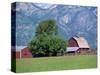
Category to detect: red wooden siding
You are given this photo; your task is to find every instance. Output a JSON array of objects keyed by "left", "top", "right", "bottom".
[
  {"left": 14, "top": 47, "right": 32, "bottom": 59},
  {"left": 16, "top": 51, "right": 20, "bottom": 59},
  {"left": 68, "top": 38, "right": 78, "bottom": 47},
  {"left": 21, "top": 47, "right": 32, "bottom": 58}
]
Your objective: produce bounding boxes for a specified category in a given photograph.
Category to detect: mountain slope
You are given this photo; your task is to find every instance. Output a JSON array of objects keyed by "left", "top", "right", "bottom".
[{"left": 12, "top": 2, "right": 97, "bottom": 48}]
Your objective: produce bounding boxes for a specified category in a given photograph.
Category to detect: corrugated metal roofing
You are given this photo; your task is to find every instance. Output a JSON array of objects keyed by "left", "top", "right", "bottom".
[
  {"left": 67, "top": 47, "right": 79, "bottom": 52},
  {"left": 11, "top": 46, "right": 27, "bottom": 51},
  {"left": 73, "top": 37, "right": 90, "bottom": 48}
]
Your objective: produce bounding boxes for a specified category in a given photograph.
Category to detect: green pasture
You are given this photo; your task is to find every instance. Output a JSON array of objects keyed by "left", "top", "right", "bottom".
[{"left": 16, "top": 55, "right": 97, "bottom": 73}]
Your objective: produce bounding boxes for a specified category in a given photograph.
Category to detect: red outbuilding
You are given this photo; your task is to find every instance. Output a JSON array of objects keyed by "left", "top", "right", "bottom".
[
  {"left": 21, "top": 47, "right": 32, "bottom": 58},
  {"left": 12, "top": 46, "right": 32, "bottom": 59}
]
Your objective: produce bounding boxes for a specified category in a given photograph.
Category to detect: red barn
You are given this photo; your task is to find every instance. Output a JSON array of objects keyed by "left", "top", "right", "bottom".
[
  {"left": 21, "top": 47, "right": 32, "bottom": 58},
  {"left": 66, "top": 36, "right": 90, "bottom": 55},
  {"left": 12, "top": 46, "right": 32, "bottom": 59}
]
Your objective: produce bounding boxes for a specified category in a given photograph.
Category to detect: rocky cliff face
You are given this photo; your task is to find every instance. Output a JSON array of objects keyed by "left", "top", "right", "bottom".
[{"left": 12, "top": 2, "right": 97, "bottom": 48}]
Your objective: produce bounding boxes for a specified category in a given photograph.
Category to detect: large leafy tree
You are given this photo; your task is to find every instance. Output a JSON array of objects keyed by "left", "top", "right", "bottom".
[
  {"left": 28, "top": 19, "right": 66, "bottom": 57},
  {"left": 35, "top": 19, "right": 57, "bottom": 36}
]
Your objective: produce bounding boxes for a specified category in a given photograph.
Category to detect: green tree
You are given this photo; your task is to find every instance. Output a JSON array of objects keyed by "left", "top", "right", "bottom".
[
  {"left": 36, "top": 19, "right": 57, "bottom": 36},
  {"left": 28, "top": 19, "right": 66, "bottom": 57},
  {"left": 49, "top": 36, "right": 66, "bottom": 56}
]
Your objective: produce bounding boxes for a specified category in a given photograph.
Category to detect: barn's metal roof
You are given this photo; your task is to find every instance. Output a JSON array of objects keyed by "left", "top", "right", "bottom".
[
  {"left": 66, "top": 47, "right": 79, "bottom": 52},
  {"left": 73, "top": 37, "right": 90, "bottom": 48},
  {"left": 11, "top": 46, "right": 27, "bottom": 52}
]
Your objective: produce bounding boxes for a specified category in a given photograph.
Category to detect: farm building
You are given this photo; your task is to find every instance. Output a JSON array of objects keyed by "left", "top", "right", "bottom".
[
  {"left": 66, "top": 36, "right": 90, "bottom": 55},
  {"left": 11, "top": 46, "right": 32, "bottom": 59}
]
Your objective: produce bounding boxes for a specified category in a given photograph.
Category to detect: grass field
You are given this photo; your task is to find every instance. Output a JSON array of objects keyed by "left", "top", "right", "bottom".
[{"left": 16, "top": 55, "right": 97, "bottom": 73}]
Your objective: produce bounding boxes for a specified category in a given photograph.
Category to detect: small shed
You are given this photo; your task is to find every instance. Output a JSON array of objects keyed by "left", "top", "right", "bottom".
[
  {"left": 21, "top": 47, "right": 33, "bottom": 58},
  {"left": 66, "top": 36, "right": 90, "bottom": 55},
  {"left": 11, "top": 46, "right": 32, "bottom": 59}
]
